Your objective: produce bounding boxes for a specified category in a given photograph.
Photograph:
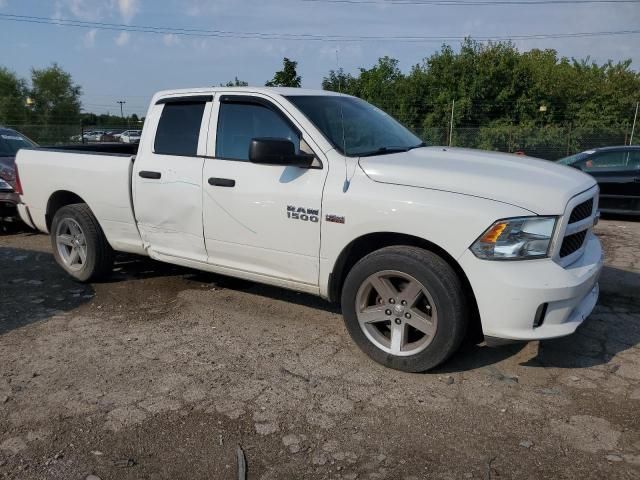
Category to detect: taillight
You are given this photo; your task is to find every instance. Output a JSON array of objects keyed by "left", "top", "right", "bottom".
[{"left": 14, "top": 163, "right": 23, "bottom": 195}]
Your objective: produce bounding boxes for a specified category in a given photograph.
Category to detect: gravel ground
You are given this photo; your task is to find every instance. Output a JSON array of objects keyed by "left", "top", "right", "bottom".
[{"left": 0, "top": 218, "right": 639, "bottom": 480}]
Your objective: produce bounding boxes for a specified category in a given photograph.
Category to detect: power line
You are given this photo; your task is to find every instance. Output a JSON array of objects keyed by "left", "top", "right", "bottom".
[
  {"left": 302, "top": 0, "right": 640, "bottom": 4},
  {"left": 0, "top": 13, "right": 639, "bottom": 43}
]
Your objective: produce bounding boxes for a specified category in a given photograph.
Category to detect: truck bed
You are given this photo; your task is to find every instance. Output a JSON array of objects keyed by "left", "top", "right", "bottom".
[{"left": 16, "top": 146, "right": 145, "bottom": 255}]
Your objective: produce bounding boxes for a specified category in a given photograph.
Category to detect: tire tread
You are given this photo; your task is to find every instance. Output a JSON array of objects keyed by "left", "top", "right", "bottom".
[
  {"left": 341, "top": 245, "right": 468, "bottom": 372},
  {"left": 50, "top": 203, "right": 114, "bottom": 282}
]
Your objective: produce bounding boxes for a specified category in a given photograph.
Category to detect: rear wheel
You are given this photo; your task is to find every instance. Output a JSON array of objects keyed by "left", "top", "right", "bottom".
[
  {"left": 341, "top": 246, "right": 468, "bottom": 372},
  {"left": 51, "top": 203, "right": 114, "bottom": 282}
]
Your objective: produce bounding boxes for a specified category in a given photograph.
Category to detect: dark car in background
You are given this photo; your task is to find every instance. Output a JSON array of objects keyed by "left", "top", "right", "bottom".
[
  {"left": 558, "top": 145, "right": 640, "bottom": 215},
  {"left": 0, "top": 128, "right": 37, "bottom": 219}
]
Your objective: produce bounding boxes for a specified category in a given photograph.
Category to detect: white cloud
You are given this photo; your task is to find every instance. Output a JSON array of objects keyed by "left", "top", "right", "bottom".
[
  {"left": 52, "top": 0, "right": 139, "bottom": 23},
  {"left": 117, "top": 0, "right": 139, "bottom": 23},
  {"left": 163, "top": 33, "right": 180, "bottom": 47},
  {"left": 83, "top": 28, "right": 97, "bottom": 48},
  {"left": 184, "top": 0, "right": 232, "bottom": 17},
  {"left": 115, "top": 31, "right": 130, "bottom": 46},
  {"left": 53, "top": 0, "right": 101, "bottom": 21},
  {"left": 192, "top": 38, "right": 209, "bottom": 51}
]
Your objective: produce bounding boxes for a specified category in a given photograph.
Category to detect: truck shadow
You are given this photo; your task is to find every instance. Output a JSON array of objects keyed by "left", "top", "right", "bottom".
[
  {"left": 0, "top": 247, "right": 194, "bottom": 336},
  {"left": 0, "top": 247, "right": 94, "bottom": 335},
  {"left": 187, "top": 270, "right": 342, "bottom": 313},
  {"left": 0, "top": 220, "right": 36, "bottom": 236}
]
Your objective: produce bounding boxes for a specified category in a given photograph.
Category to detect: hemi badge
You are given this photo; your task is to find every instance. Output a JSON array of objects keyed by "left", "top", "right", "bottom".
[{"left": 326, "top": 214, "right": 345, "bottom": 224}]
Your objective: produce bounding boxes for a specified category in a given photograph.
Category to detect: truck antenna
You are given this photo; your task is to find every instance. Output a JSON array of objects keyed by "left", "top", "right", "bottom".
[{"left": 336, "top": 46, "right": 350, "bottom": 192}]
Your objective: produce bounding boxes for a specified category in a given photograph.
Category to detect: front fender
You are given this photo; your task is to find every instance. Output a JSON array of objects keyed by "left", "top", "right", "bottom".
[{"left": 319, "top": 167, "right": 531, "bottom": 298}]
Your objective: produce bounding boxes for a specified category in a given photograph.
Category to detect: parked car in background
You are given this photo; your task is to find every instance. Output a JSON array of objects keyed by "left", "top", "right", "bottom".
[
  {"left": 120, "top": 130, "right": 141, "bottom": 144},
  {"left": 89, "top": 130, "right": 107, "bottom": 142},
  {"left": 107, "top": 129, "right": 125, "bottom": 140},
  {"left": 0, "top": 127, "right": 37, "bottom": 218},
  {"left": 70, "top": 131, "right": 93, "bottom": 142},
  {"left": 558, "top": 146, "right": 640, "bottom": 215}
]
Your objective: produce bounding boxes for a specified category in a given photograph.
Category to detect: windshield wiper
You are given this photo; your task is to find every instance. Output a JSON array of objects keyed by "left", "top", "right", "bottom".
[
  {"left": 358, "top": 146, "right": 410, "bottom": 157},
  {"left": 407, "top": 142, "right": 427, "bottom": 150}
]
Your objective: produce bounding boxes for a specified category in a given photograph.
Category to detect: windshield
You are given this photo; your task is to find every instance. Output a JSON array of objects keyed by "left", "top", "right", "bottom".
[
  {"left": 557, "top": 151, "right": 590, "bottom": 165},
  {"left": 0, "top": 130, "right": 36, "bottom": 157},
  {"left": 286, "top": 95, "right": 423, "bottom": 157}
]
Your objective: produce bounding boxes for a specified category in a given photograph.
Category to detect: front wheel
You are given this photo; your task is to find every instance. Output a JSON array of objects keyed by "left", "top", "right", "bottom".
[
  {"left": 50, "top": 203, "right": 114, "bottom": 282},
  {"left": 341, "top": 246, "right": 468, "bottom": 372}
]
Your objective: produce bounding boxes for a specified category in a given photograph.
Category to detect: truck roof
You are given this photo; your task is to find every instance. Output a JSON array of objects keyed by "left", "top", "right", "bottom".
[{"left": 151, "top": 86, "right": 347, "bottom": 104}]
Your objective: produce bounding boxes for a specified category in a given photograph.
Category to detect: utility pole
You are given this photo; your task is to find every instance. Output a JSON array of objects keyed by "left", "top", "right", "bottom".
[
  {"left": 449, "top": 99, "right": 455, "bottom": 147},
  {"left": 117, "top": 100, "right": 126, "bottom": 119},
  {"left": 630, "top": 101, "right": 639, "bottom": 145}
]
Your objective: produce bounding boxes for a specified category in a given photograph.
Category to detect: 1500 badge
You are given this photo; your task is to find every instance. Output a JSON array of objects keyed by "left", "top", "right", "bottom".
[{"left": 287, "top": 205, "right": 319, "bottom": 223}]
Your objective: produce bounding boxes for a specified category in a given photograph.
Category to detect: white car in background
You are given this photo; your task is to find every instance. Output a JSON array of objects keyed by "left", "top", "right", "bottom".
[
  {"left": 87, "top": 130, "right": 106, "bottom": 142},
  {"left": 120, "top": 130, "right": 141, "bottom": 144}
]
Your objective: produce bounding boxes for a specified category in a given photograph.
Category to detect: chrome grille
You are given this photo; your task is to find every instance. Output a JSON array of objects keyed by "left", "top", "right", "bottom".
[
  {"left": 568, "top": 198, "right": 594, "bottom": 224},
  {"left": 555, "top": 189, "right": 598, "bottom": 266},
  {"left": 560, "top": 230, "right": 587, "bottom": 258}
]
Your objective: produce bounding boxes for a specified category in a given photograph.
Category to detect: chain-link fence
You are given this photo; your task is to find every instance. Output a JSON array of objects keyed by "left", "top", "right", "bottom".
[
  {"left": 425, "top": 125, "right": 636, "bottom": 160},
  {"left": 6, "top": 124, "right": 137, "bottom": 145},
  {"left": 6, "top": 122, "right": 638, "bottom": 160}
]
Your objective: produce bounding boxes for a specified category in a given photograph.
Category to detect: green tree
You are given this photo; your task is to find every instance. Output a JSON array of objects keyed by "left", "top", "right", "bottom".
[
  {"left": 322, "top": 68, "right": 358, "bottom": 94},
  {"left": 29, "top": 63, "right": 82, "bottom": 125},
  {"left": 321, "top": 39, "right": 640, "bottom": 156},
  {"left": 265, "top": 58, "right": 301, "bottom": 87},
  {"left": 0, "top": 67, "right": 28, "bottom": 125}
]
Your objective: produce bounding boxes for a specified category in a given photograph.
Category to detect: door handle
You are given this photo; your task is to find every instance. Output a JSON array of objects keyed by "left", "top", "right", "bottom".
[
  {"left": 139, "top": 171, "right": 161, "bottom": 179},
  {"left": 208, "top": 177, "right": 236, "bottom": 187}
]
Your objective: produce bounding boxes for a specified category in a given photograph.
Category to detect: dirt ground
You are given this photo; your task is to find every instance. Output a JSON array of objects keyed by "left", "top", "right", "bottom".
[{"left": 0, "top": 218, "right": 639, "bottom": 480}]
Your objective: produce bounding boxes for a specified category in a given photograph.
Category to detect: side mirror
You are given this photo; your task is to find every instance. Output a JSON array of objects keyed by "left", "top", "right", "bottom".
[{"left": 249, "top": 138, "right": 314, "bottom": 167}]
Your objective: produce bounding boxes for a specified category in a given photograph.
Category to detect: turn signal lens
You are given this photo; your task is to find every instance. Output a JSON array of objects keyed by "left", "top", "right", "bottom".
[{"left": 479, "top": 222, "right": 508, "bottom": 244}]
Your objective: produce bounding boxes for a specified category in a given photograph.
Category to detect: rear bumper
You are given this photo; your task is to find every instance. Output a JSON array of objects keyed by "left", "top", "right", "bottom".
[
  {"left": 16, "top": 203, "right": 36, "bottom": 229},
  {"left": 0, "top": 191, "right": 19, "bottom": 216},
  {"left": 460, "top": 231, "right": 603, "bottom": 341}
]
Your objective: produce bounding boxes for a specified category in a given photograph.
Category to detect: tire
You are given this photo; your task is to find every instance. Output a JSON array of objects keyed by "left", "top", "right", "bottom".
[
  {"left": 341, "top": 246, "right": 468, "bottom": 372},
  {"left": 50, "top": 203, "right": 114, "bottom": 282}
]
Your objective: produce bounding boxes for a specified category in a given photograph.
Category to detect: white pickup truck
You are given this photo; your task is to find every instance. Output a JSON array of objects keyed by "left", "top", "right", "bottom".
[{"left": 15, "top": 87, "right": 603, "bottom": 372}]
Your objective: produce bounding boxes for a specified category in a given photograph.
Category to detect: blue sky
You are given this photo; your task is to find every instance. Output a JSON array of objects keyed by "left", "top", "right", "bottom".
[{"left": 1, "top": 0, "right": 639, "bottom": 116}]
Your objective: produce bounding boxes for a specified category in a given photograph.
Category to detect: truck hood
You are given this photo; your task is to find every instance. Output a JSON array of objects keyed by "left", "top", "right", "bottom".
[{"left": 359, "top": 147, "right": 596, "bottom": 214}]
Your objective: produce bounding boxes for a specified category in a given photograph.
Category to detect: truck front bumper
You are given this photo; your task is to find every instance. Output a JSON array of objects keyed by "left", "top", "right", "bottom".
[{"left": 459, "top": 231, "right": 603, "bottom": 342}]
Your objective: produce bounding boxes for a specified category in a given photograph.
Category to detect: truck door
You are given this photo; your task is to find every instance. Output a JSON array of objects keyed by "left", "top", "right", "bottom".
[
  {"left": 132, "top": 95, "right": 212, "bottom": 262},
  {"left": 202, "top": 94, "right": 327, "bottom": 288}
]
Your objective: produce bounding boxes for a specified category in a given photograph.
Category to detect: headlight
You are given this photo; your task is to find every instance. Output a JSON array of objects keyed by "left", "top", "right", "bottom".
[
  {"left": 471, "top": 216, "right": 557, "bottom": 260},
  {"left": 0, "top": 178, "right": 14, "bottom": 193}
]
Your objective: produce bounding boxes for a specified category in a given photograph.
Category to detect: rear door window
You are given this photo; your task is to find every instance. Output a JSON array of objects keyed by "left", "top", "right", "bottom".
[{"left": 154, "top": 102, "right": 206, "bottom": 156}]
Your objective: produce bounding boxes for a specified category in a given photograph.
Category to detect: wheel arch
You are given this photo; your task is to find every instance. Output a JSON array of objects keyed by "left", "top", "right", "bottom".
[
  {"left": 327, "top": 232, "right": 482, "bottom": 340},
  {"left": 46, "top": 190, "right": 90, "bottom": 232}
]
